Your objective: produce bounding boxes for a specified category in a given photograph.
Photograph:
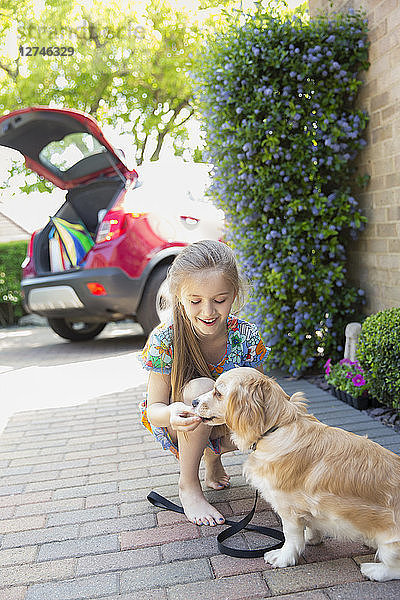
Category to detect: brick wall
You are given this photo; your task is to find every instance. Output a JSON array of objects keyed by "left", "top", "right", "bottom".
[{"left": 309, "top": 0, "right": 400, "bottom": 313}]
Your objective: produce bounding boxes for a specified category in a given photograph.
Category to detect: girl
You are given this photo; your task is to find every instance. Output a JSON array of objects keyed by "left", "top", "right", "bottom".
[{"left": 140, "top": 240, "right": 269, "bottom": 526}]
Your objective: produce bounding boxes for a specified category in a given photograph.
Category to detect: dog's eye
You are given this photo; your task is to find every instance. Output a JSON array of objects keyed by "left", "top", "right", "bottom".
[{"left": 214, "top": 389, "right": 222, "bottom": 399}]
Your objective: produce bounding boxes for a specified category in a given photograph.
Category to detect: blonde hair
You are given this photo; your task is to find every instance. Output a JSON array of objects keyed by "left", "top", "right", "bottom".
[{"left": 168, "top": 240, "right": 247, "bottom": 402}]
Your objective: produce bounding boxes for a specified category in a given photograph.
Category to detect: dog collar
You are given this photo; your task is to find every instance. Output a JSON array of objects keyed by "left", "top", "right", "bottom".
[{"left": 250, "top": 425, "right": 279, "bottom": 452}]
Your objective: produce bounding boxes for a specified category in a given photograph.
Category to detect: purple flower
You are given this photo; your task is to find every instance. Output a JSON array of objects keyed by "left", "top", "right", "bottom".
[
  {"left": 339, "top": 358, "right": 352, "bottom": 365},
  {"left": 352, "top": 374, "right": 366, "bottom": 387},
  {"left": 324, "top": 358, "right": 331, "bottom": 375},
  {"left": 350, "top": 361, "right": 362, "bottom": 371}
]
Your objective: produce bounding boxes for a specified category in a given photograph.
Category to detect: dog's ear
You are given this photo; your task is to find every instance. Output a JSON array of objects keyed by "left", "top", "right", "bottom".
[{"left": 225, "top": 378, "right": 269, "bottom": 440}]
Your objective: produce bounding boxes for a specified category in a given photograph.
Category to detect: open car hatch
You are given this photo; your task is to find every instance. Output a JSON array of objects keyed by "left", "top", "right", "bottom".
[{"left": 0, "top": 106, "right": 137, "bottom": 189}]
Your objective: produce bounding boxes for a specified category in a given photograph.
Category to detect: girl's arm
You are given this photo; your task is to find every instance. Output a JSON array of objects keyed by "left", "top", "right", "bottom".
[
  {"left": 146, "top": 371, "right": 201, "bottom": 431},
  {"left": 146, "top": 371, "right": 172, "bottom": 427}
]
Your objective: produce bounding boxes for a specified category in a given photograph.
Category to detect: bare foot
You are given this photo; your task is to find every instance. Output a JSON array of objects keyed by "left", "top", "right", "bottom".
[
  {"left": 179, "top": 483, "right": 225, "bottom": 526},
  {"left": 203, "top": 451, "right": 230, "bottom": 490}
]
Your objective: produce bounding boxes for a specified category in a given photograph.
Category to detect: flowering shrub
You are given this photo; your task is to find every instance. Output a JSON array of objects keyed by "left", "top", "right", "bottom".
[
  {"left": 324, "top": 358, "right": 368, "bottom": 398},
  {"left": 357, "top": 308, "right": 400, "bottom": 413},
  {"left": 194, "top": 6, "right": 369, "bottom": 375},
  {"left": 0, "top": 241, "right": 27, "bottom": 325}
]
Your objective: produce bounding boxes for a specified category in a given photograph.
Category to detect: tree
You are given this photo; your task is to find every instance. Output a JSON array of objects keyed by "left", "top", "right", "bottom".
[{"left": 0, "top": 0, "right": 227, "bottom": 193}]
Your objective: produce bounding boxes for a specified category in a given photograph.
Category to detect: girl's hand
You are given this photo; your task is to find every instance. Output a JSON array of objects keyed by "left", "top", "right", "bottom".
[{"left": 169, "top": 402, "right": 202, "bottom": 432}]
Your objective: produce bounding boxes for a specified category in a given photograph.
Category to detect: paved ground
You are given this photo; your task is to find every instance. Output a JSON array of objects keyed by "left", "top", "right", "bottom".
[
  {"left": 0, "top": 322, "right": 147, "bottom": 434},
  {"left": 0, "top": 323, "right": 400, "bottom": 599}
]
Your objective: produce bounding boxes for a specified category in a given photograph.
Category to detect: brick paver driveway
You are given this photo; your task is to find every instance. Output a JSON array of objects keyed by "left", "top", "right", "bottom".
[{"left": 0, "top": 323, "right": 399, "bottom": 599}]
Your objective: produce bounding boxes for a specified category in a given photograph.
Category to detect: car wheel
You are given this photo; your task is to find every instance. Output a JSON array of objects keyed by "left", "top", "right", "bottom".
[
  {"left": 136, "top": 264, "right": 171, "bottom": 336},
  {"left": 47, "top": 318, "right": 107, "bottom": 341}
]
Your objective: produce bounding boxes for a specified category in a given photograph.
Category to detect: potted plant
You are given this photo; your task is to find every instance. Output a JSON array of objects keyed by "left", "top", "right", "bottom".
[
  {"left": 340, "top": 359, "right": 369, "bottom": 409},
  {"left": 324, "top": 359, "right": 347, "bottom": 401},
  {"left": 324, "top": 358, "right": 370, "bottom": 409}
]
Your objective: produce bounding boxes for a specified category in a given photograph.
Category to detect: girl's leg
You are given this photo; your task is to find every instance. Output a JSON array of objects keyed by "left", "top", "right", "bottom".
[
  {"left": 203, "top": 432, "right": 237, "bottom": 490},
  {"left": 176, "top": 378, "right": 233, "bottom": 526},
  {"left": 177, "top": 420, "right": 225, "bottom": 526}
]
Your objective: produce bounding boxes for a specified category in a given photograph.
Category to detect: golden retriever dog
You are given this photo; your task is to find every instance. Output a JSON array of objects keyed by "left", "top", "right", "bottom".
[{"left": 192, "top": 367, "right": 400, "bottom": 582}]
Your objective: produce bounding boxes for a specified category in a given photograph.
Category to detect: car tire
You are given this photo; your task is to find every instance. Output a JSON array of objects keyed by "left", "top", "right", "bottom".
[
  {"left": 47, "top": 318, "right": 107, "bottom": 341},
  {"left": 136, "top": 264, "right": 171, "bottom": 336}
]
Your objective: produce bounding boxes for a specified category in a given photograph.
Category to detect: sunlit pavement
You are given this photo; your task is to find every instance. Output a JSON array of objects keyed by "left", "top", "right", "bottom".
[
  {"left": 0, "top": 322, "right": 400, "bottom": 599},
  {"left": 0, "top": 321, "right": 147, "bottom": 434}
]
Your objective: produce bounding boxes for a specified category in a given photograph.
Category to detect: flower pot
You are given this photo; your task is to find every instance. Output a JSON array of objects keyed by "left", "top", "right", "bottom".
[
  {"left": 338, "top": 389, "right": 347, "bottom": 403},
  {"left": 349, "top": 394, "right": 369, "bottom": 410},
  {"left": 344, "top": 391, "right": 355, "bottom": 407}
]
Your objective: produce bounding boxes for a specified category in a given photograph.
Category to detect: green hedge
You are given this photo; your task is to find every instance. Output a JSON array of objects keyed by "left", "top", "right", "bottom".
[
  {"left": 194, "top": 7, "right": 369, "bottom": 375},
  {"left": 0, "top": 240, "right": 27, "bottom": 326},
  {"left": 357, "top": 308, "right": 400, "bottom": 413}
]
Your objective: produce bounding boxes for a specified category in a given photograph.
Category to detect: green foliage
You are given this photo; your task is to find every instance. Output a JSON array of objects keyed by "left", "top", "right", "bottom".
[
  {"left": 0, "top": 240, "right": 27, "bottom": 325},
  {"left": 194, "top": 5, "right": 369, "bottom": 375},
  {"left": 324, "top": 358, "right": 368, "bottom": 398},
  {"left": 0, "top": 0, "right": 231, "bottom": 191},
  {"left": 0, "top": 159, "right": 55, "bottom": 194},
  {"left": 357, "top": 308, "right": 400, "bottom": 412}
]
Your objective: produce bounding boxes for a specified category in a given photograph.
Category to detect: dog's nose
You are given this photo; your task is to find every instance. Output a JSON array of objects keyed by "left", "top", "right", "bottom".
[{"left": 192, "top": 397, "right": 199, "bottom": 408}]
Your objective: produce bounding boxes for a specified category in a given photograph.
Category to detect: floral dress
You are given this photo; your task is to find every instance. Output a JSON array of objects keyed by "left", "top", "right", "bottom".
[{"left": 139, "top": 315, "right": 270, "bottom": 459}]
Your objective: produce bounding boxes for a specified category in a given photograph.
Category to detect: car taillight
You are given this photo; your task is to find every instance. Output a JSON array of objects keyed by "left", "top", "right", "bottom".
[
  {"left": 21, "top": 231, "right": 37, "bottom": 268},
  {"left": 96, "top": 209, "right": 127, "bottom": 243}
]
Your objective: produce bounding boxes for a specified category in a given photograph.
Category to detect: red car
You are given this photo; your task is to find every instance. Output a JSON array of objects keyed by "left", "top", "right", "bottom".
[{"left": 0, "top": 107, "right": 223, "bottom": 340}]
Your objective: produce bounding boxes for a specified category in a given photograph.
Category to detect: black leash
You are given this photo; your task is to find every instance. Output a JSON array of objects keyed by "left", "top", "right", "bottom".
[{"left": 147, "top": 490, "right": 284, "bottom": 558}]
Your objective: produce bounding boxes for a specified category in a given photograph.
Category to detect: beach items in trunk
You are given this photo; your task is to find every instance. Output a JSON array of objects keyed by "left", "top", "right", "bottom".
[{"left": 49, "top": 217, "right": 94, "bottom": 271}]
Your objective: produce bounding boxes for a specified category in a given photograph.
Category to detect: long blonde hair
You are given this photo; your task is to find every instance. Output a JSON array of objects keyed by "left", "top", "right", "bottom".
[{"left": 167, "top": 240, "right": 247, "bottom": 402}]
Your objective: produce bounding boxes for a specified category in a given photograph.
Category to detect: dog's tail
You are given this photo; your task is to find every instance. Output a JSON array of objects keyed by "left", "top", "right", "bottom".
[{"left": 289, "top": 391, "right": 308, "bottom": 412}]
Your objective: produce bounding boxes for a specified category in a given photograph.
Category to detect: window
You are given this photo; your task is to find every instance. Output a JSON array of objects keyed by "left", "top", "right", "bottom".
[{"left": 39, "top": 133, "right": 106, "bottom": 172}]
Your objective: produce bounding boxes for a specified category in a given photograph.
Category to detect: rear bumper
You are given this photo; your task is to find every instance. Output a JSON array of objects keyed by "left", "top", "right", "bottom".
[{"left": 21, "top": 267, "right": 144, "bottom": 321}]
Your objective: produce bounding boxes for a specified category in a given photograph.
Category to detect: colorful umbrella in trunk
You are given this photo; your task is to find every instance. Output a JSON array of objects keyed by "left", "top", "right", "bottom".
[{"left": 49, "top": 217, "right": 94, "bottom": 268}]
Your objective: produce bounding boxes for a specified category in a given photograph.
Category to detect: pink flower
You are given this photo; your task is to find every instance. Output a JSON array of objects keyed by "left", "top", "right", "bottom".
[
  {"left": 350, "top": 360, "right": 364, "bottom": 372},
  {"left": 352, "top": 374, "right": 366, "bottom": 387},
  {"left": 340, "top": 358, "right": 352, "bottom": 366},
  {"left": 324, "top": 358, "right": 331, "bottom": 375}
]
